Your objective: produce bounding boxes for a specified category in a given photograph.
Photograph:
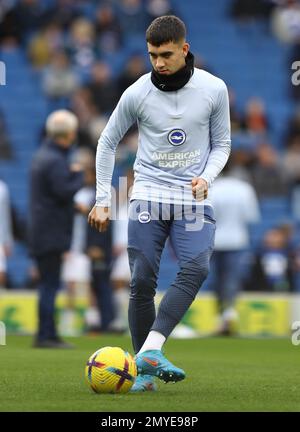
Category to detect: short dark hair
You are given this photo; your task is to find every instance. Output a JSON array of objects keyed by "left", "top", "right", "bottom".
[{"left": 146, "top": 15, "right": 186, "bottom": 47}]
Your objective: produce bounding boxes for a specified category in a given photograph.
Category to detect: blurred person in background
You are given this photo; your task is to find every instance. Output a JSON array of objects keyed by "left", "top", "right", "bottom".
[
  {"left": 270, "top": 0, "right": 300, "bottom": 100},
  {"left": 282, "top": 135, "right": 300, "bottom": 220},
  {"left": 209, "top": 159, "right": 260, "bottom": 335},
  {"left": 86, "top": 206, "right": 114, "bottom": 333},
  {"left": 117, "top": 0, "right": 148, "bottom": 36},
  {"left": 231, "top": 0, "right": 277, "bottom": 23},
  {"left": 146, "top": 0, "right": 176, "bottom": 24},
  {"left": 0, "top": 0, "right": 45, "bottom": 47},
  {"left": 86, "top": 62, "right": 118, "bottom": 115},
  {"left": 251, "top": 142, "right": 289, "bottom": 198},
  {"left": 271, "top": 0, "right": 300, "bottom": 43},
  {"left": 60, "top": 148, "right": 95, "bottom": 335},
  {"left": 60, "top": 153, "right": 115, "bottom": 334},
  {"left": 229, "top": 148, "right": 254, "bottom": 183},
  {"left": 241, "top": 97, "right": 269, "bottom": 136},
  {"left": 43, "top": 0, "right": 80, "bottom": 32},
  {"left": 285, "top": 108, "right": 300, "bottom": 144},
  {"left": 290, "top": 227, "right": 300, "bottom": 293},
  {"left": 246, "top": 225, "right": 294, "bottom": 292},
  {"left": 28, "top": 21, "right": 65, "bottom": 70},
  {"left": 117, "top": 53, "right": 148, "bottom": 97},
  {"left": 0, "top": 110, "right": 13, "bottom": 160},
  {"left": 228, "top": 88, "right": 243, "bottom": 134},
  {"left": 69, "top": 88, "right": 98, "bottom": 150},
  {"left": 42, "top": 50, "right": 79, "bottom": 112},
  {"left": 0, "top": 179, "right": 13, "bottom": 288},
  {"left": 94, "top": 2, "right": 122, "bottom": 54},
  {"left": 67, "top": 18, "right": 98, "bottom": 78},
  {"left": 29, "top": 109, "right": 83, "bottom": 348},
  {"left": 109, "top": 168, "right": 135, "bottom": 333}
]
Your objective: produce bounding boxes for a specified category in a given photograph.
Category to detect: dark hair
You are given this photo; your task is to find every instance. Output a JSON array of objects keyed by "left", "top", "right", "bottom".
[{"left": 146, "top": 15, "right": 186, "bottom": 47}]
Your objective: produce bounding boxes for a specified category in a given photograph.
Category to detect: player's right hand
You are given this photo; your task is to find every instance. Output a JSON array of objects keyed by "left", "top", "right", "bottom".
[{"left": 88, "top": 205, "right": 111, "bottom": 232}]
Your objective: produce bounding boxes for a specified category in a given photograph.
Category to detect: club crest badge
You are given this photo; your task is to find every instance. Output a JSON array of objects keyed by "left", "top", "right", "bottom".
[
  {"left": 167, "top": 129, "right": 186, "bottom": 146},
  {"left": 138, "top": 211, "right": 151, "bottom": 223}
]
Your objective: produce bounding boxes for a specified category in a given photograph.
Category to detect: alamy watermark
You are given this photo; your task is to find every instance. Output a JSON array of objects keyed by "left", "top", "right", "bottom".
[
  {"left": 0, "top": 321, "right": 6, "bottom": 345},
  {"left": 97, "top": 176, "right": 210, "bottom": 231},
  {"left": 291, "top": 61, "right": 300, "bottom": 86},
  {"left": 0, "top": 61, "right": 6, "bottom": 86},
  {"left": 291, "top": 321, "right": 300, "bottom": 346}
]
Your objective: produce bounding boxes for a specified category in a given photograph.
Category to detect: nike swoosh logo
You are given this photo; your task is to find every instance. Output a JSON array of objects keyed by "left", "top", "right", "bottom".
[{"left": 143, "top": 357, "right": 158, "bottom": 367}]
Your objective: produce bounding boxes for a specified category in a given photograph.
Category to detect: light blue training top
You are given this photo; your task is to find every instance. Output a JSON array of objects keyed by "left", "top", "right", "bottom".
[{"left": 95, "top": 68, "right": 231, "bottom": 207}]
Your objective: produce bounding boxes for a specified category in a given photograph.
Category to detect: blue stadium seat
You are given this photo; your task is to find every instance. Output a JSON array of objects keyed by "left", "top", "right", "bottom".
[{"left": 260, "top": 197, "right": 291, "bottom": 220}]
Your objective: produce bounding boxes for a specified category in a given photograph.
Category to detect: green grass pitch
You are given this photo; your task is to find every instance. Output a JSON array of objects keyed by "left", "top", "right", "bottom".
[{"left": 0, "top": 335, "right": 299, "bottom": 412}]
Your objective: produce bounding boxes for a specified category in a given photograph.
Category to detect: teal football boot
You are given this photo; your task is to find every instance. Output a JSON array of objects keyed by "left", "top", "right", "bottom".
[
  {"left": 135, "top": 350, "right": 185, "bottom": 383},
  {"left": 130, "top": 374, "right": 157, "bottom": 392}
]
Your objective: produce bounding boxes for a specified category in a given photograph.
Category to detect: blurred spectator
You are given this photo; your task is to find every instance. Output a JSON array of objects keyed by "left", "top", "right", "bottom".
[
  {"left": 0, "top": 2, "right": 21, "bottom": 47},
  {"left": 70, "top": 88, "right": 106, "bottom": 149},
  {"left": 228, "top": 88, "right": 243, "bottom": 133},
  {"left": 86, "top": 212, "right": 115, "bottom": 333},
  {"left": 4, "top": 204, "right": 27, "bottom": 289},
  {"left": 0, "top": 0, "right": 14, "bottom": 19},
  {"left": 146, "top": 0, "right": 175, "bottom": 23},
  {"left": 285, "top": 108, "right": 300, "bottom": 144},
  {"left": 283, "top": 135, "right": 300, "bottom": 184},
  {"left": 0, "top": 179, "right": 13, "bottom": 288},
  {"left": 70, "top": 87, "right": 93, "bottom": 126},
  {"left": 43, "top": 0, "right": 81, "bottom": 31},
  {"left": 231, "top": 0, "right": 277, "bottom": 22},
  {"left": 117, "top": 53, "right": 148, "bottom": 96},
  {"left": 117, "top": 0, "right": 148, "bottom": 36},
  {"left": 86, "top": 62, "right": 118, "bottom": 114},
  {"left": 291, "top": 229, "right": 300, "bottom": 292},
  {"left": 246, "top": 225, "right": 294, "bottom": 292},
  {"left": 207, "top": 160, "right": 260, "bottom": 335},
  {"left": 0, "top": 110, "right": 13, "bottom": 160},
  {"left": 29, "top": 110, "right": 83, "bottom": 348},
  {"left": 85, "top": 105, "right": 108, "bottom": 146},
  {"left": 283, "top": 135, "right": 300, "bottom": 219},
  {"left": 23, "top": 260, "right": 40, "bottom": 290},
  {"left": 271, "top": 0, "right": 300, "bottom": 43},
  {"left": 271, "top": 0, "right": 300, "bottom": 100},
  {"left": 241, "top": 97, "right": 269, "bottom": 136},
  {"left": 61, "top": 150, "right": 95, "bottom": 335},
  {"left": 42, "top": 50, "right": 79, "bottom": 110},
  {"left": 95, "top": 3, "right": 122, "bottom": 53},
  {"left": 7, "top": 0, "right": 47, "bottom": 45},
  {"left": 28, "top": 22, "right": 65, "bottom": 69},
  {"left": 67, "top": 18, "right": 98, "bottom": 76},
  {"left": 110, "top": 168, "right": 135, "bottom": 332},
  {"left": 229, "top": 148, "right": 254, "bottom": 183},
  {"left": 251, "top": 142, "right": 288, "bottom": 197}
]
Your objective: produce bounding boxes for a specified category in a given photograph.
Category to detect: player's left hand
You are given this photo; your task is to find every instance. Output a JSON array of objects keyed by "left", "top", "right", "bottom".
[{"left": 191, "top": 177, "right": 208, "bottom": 201}]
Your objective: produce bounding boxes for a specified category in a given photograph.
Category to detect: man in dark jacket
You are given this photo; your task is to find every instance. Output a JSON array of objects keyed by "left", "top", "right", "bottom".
[{"left": 29, "top": 110, "right": 83, "bottom": 348}]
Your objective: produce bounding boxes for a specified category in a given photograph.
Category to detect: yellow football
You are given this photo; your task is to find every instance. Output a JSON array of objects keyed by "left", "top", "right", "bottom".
[{"left": 85, "top": 346, "right": 137, "bottom": 394}]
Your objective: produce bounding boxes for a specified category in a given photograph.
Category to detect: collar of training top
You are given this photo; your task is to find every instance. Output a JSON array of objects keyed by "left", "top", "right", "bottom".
[{"left": 151, "top": 51, "right": 194, "bottom": 92}]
